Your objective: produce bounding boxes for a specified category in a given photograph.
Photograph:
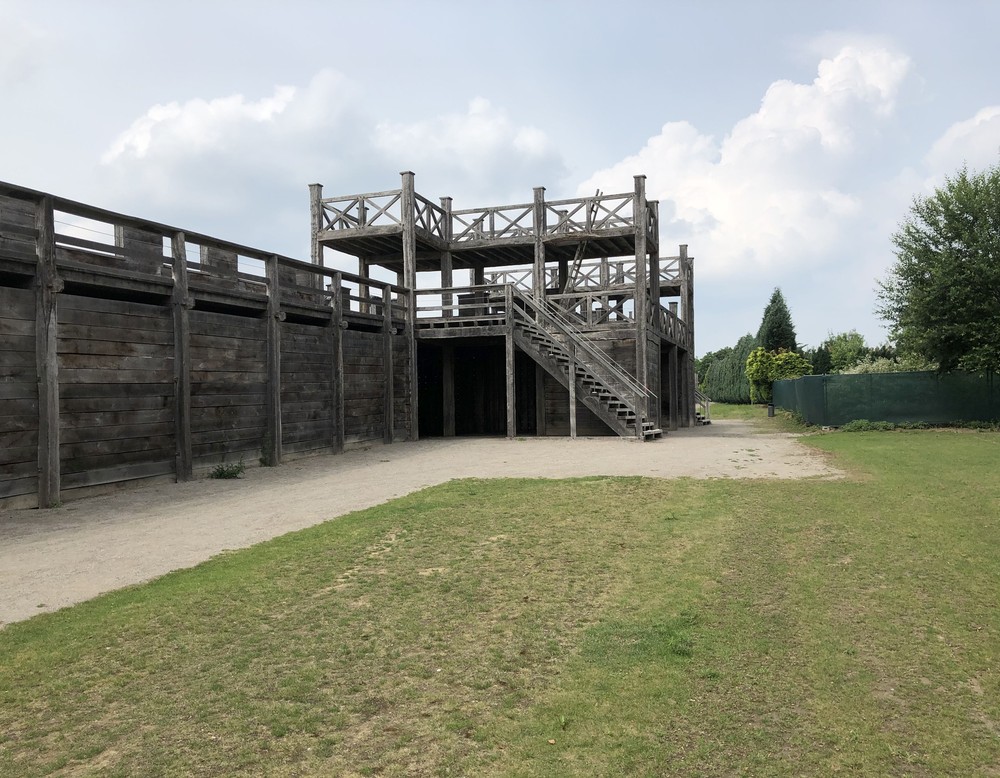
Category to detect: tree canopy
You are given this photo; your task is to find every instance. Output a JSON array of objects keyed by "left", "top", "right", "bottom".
[
  {"left": 701, "top": 334, "right": 757, "bottom": 404},
  {"left": 878, "top": 161, "right": 1000, "bottom": 373},
  {"left": 757, "top": 288, "right": 798, "bottom": 352}
]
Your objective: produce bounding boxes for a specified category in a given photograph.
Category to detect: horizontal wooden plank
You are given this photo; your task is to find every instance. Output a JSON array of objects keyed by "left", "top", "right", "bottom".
[
  {"left": 59, "top": 294, "right": 170, "bottom": 319},
  {"left": 61, "top": 433, "right": 174, "bottom": 457},
  {"left": 0, "top": 350, "right": 35, "bottom": 368},
  {"left": 57, "top": 338, "right": 173, "bottom": 359},
  {"left": 0, "top": 475, "right": 38, "bottom": 500},
  {"left": 0, "top": 381, "right": 38, "bottom": 399},
  {"left": 0, "top": 334, "right": 35, "bottom": 353},
  {"left": 0, "top": 317, "right": 34, "bottom": 337},
  {"left": 191, "top": 425, "right": 265, "bottom": 446},
  {"left": 0, "top": 407, "right": 39, "bottom": 431},
  {"left": 61, "top": 460, "right": 175, "bottom": 491},
  {"left": 58, "top": 367, "right": 175, "bottom": 383},
  {"left": 58, "top": 353, "right": 174, "bottom": 371},
  {"left": 0, "top": 442, "right": 36, "bottom": 465},
  {"left": 191, "top": 381, "right": 266, "bottom": 395},
  {"left": 61, "top": 446, "right": 175, "bottom": 475},
  {"left": 191, "top": 438, "right": 262, "bottom": 460},
  {"left": 0, "top": 292, "right": 34, "bottom": 318},
  {"left": 58, "top": 322, "right": 174, "bottom": 345},
  {"left": 60, "top": 382, "right": 173, "bottom": 400},
  {"left": 61, "top": 407, "right": 175, "bottom": 427},
  {"left": 58, "top": 306, "right": 171, "bottom": 334},
  {"left": 60, "top": 395, "right": 168, "bottom": 414},
  {"left": 282, "top": 439, "right": 333, "bottom": 455}
]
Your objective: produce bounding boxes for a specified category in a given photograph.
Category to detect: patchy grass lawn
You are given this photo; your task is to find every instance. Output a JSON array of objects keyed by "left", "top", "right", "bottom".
[{"left": 1, "top": 429, "right": 998, "bottom": 776}]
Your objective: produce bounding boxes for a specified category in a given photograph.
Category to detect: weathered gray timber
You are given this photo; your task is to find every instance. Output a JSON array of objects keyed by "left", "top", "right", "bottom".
[
  {"left": 0, "top": 172, "right": 697, "bottom": 508},
  {"left": 0, "top": 181, "right": 411, "bottom": 509},
  {"left": 313, "top": 172, "right": 696, "bottom": 442}
]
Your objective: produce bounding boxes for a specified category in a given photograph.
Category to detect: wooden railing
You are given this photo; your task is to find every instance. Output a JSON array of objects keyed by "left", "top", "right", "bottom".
[
  {"left": 1, "top": 181, "right": 409, "bottom": 324},
  {"left": 512, "top": 287, "right": 653, "bottom": 412},
  {"left": 451, "top": 202, "right": 534, "bottom": 243},
  {"left": 318, "top": 188, "right": 657, "bottom": 244}
]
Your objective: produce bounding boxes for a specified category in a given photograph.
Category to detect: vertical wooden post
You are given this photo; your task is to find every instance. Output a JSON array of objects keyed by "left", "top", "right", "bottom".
[
  {"left": 505, "top": 283, "right": 516, "bottom": 438},
  {"left": 568, "top": 343, "right": 578, "bottom": 439},
  {"left": 330, "top": 272, "right": 345, "bottom": 453},
  {"left": 667, "top": 343, "right": 680, "bottom": 431},
  {"left": 383, "top": 283, "right": 395, "bottom": 444},
  {"left": 358, "top": 258, "right": 370, "bottom": 315},
  {"left": 532, "top": 186, "right": 546, "bottom": 302},
  {"left": 171, "top": 231, "right": 193, "bottom": 481},
  {"left": 264, "top": 255, "right": 283, "bottom": 466},
  {"left": 440, "top": 196, "right": 453, "bottom": 317},
  {"left": 633, "top": 175, "right": 649, "bottom": 439},
  {"left": 309, "top": 183, "right": 323, "bottom": 266},
  {"left": 35, "top": 196, "right": 61, "bottom": 507},
  {"left": 442, "top": 344, "right": 456, "bottom": 437},
  {"left": 680, "top": 245, "right": 695, "bottom": 427},
  {"left": 400, "top": 171, "right": 419, "bottom": 440},
  {"left": 534, "top": 364, "right": 546, "bottom": 436}
]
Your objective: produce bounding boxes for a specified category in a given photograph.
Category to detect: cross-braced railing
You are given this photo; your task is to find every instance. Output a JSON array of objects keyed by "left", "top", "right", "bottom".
[
  {"left": 451, "top": 202, "right": 534, "bottom": 243},
  {"left": 320, "top": 190, "right": 402, "bottom": 231}
]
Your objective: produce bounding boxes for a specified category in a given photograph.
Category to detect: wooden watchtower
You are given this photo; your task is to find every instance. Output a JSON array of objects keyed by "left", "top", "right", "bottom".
[{"left": 311, "top": 172, "right": 697, "bottom": 440}]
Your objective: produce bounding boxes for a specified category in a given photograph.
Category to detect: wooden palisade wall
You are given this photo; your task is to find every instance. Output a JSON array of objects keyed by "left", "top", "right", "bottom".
[{"left": 0, "top": 184, "right": 411, "bottom": 508}]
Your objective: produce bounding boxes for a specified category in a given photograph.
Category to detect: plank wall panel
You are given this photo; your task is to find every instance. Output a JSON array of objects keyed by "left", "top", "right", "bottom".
[
  {"left": 542, "top": 373, "right": 614, "bottom": 437},
  {"left": 280, "top": 321, "right": 333, "bottom": 454},
  {"left": 392, "top": 337, "right": 410, "bottom": 439},
  {"left": 189, "top": 309, "right": 266, "bottom": 465},
  {"left": 0, "top": 287, "right": 38, "bottom": 498},
  {"left": 342, "top": 330, "right": 385, "bottom": 443},
  {"left": 57, "top": 295, "right": 175, "bottom": 488}
]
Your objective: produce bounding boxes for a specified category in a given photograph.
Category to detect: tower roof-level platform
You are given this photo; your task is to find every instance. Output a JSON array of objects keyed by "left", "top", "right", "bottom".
[{"left": 311, "top": 174, "right": 659, "bottom": 274}]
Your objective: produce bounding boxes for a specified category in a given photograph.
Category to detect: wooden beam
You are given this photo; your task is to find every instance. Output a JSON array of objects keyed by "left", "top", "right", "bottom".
[
  {"left": 568, "top": 343, "right": 577, "bottom": 439},
  {"left": 633, "top": 175, "right": 648, "bottom": 439},
  {"left": 400, "top": 171, "right": 419, "bottom": 441},
  {"left": 330, "top": 272, "right": 345, "bottom": 453},
  {"left": 35, "top": 196, "right": 61, "bottom": 507},
  {"left": 440, "top": 196, "right": 453, "bottom": 317},
  {"left": 532, "top": 187, "right": 546, "bottom": 301},
  {"left": 263, "top": 255, "right": 283, "bottom": 466},
  {"left": 383, "top": 283, "right": 395, "bottom": 444},
  {"left": 443, "top": 343, "right": 455, "bottom": 437},
  {"left": 309, "top": 183, "right": 323, "bottom": 265},
  {"left": 535, "top": 363, "right": 546, "bottom": 436},
  {"left": 171, "top": 231, "right": 193, "bottom": 480},
  {"left": 505, "top": 283, "right": 516, "bottom": 438}
]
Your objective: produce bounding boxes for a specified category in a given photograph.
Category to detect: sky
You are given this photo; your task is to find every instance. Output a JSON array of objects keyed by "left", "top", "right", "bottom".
[{"left": 2, "top": 0, "right": 999, "bottom": 355}]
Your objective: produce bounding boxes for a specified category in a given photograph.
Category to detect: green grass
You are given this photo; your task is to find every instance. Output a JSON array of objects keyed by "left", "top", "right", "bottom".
[
  {"left": 707, "top": 401, "right": 767, "bottom": 421},
  {"left": 2, "top": 430, "right": 999, "bottom": 775}
]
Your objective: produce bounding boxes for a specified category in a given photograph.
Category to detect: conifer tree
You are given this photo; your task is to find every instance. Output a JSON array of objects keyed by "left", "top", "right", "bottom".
[{"left": 757, "top": 288, "right": 798, "bottom": 352}]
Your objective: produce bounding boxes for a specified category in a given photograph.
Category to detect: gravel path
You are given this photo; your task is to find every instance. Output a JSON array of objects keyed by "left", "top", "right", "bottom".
[{"left": 0, "top": 420, "right": 840, "bottom": 627}]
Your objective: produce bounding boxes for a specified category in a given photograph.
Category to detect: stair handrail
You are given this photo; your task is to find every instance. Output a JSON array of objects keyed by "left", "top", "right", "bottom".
[
  {"left": 511, "top": 287, "right": 652, "bottom": 416},
  {"left": 695, "top": 388, "right": 712, "bottom": 422}
]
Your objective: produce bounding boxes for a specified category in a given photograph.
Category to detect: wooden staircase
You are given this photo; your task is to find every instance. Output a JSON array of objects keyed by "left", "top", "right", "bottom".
[{"left": 510, "top": 289, "right": 661, "bottom": 440}]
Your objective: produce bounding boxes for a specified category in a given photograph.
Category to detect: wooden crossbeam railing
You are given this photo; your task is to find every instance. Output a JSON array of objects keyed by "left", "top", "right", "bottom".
[
  {"left": 319, "top": 189, "right": 403, "bottom": 231},
  {"left": 451, "top": 203, "right": 534, "bottom": 242}
]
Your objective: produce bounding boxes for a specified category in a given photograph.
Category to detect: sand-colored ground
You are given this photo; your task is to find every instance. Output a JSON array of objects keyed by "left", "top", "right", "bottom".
[{"left": 0, "top": 420, "right": 840, "bottom": 627}]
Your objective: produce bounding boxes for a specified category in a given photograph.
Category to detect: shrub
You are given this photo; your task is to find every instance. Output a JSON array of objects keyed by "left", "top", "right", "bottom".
[{"left": 209, "top": 458, "right": 246, "bottom": 479}]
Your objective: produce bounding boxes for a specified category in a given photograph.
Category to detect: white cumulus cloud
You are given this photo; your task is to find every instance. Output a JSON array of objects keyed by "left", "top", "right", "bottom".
[
  {"left": 373, "top": 97, "right": 565, "bottom": 202},
  {"left": 924, "top": 106, "right": 1000, "bottom": 178},
  {"left": 579, "top": 44, "right": 912, "bottom": 278}
]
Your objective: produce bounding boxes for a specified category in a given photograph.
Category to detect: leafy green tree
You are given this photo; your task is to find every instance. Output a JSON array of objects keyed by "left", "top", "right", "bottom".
[
  {"left": 701, "top": 334, "right": 757, "bottom": 403},
  {"left": 745, "top": 347, "right": 812, "bottom": 403},
  {"left": 695, "top": 347, "right": 731, "bottom": 388},
  {"left": 808, "top": 344, "right": 833, "bottom": 375},
  {"left": 877, "top": 161, "right": 1000, "bottom": 373},
  {"left": 823, "top": 330, "right": 867, "bottom": 372}
]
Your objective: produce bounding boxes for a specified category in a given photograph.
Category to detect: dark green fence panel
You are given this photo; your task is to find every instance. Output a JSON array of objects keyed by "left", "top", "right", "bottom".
[{"left": 773, "top": 372, "right": 999, "bottom": 426}]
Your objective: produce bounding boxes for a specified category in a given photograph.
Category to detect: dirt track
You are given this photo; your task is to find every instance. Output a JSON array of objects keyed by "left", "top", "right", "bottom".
[{"left": 0, "top": 420, "right": 840, "bottom": 627}]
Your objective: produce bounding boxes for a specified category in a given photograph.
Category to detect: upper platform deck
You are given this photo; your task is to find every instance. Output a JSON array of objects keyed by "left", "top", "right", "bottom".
[{"left": 314, "top": 185, "right": 659, "bottom": 272}]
